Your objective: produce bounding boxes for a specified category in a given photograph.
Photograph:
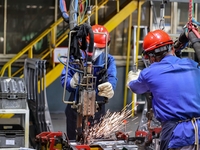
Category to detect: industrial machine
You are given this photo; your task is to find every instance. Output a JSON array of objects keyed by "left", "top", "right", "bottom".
[
  {"left": 59, "top": 22, "right": 100, "bottom": 144},
  {"left": 134, "top": 93, "right": 162, "bottom": 150}
]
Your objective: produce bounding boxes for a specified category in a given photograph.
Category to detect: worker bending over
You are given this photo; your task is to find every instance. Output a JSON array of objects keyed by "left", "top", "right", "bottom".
[
  {"left": 61, "top": 25, "right": 118, "bottom": 140},
  {"left": 127, "top": 29, "right": 200, "bottom": 150}
]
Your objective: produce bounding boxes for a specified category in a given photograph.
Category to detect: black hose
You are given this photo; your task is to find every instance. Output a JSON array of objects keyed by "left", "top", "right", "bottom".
[
  {"left": 174, "top": 32, "right": 189, "bottom": 50},
  {"left": 84, "top": 23, "right": 94, "bottom": 63},
  {"left": 188, "top": 31, "right": 200, "bottom": 62},
  {"left": 174, "top": 31, "right": 189, "bottom": 58},
  {"left": 58, "top": 55, "right": 84, "bottom": 73}
]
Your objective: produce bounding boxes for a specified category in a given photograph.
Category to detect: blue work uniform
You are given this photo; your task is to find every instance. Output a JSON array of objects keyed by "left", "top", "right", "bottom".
[
  {"left": 128, "top": 55, "right": 200, "bottom": 149},
  {"left": 61, "top": 52, "right": 117, "bottom": 140}
]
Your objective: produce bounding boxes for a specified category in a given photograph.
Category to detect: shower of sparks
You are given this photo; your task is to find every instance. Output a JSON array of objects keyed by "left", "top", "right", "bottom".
[{"left": 87, "top": 102, "right": 138, "bottom": 143}]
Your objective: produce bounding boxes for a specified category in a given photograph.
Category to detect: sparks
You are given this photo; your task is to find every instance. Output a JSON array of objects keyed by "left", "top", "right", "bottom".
[{"left": 87, "top": 102, "right": 137, "bottom": 144}]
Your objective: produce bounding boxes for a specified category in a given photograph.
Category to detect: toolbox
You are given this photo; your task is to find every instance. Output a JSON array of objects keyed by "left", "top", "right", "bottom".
[
  {"left": 0, "top": 124, "right": 25, "bottom": 148},
  {"left": 0, "top": 77, "right": 27, "bottom": 109}
]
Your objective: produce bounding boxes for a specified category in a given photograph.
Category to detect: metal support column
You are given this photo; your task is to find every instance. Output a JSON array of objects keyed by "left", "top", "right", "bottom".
[
  {"left": 132, "top": 1, "right": 143, "bottom": 116},
  {"left": 123, "top": 14, "right": 132, "bottom": 108},
  {"left": 3, "top": 0, "right": 7, "bottom": 55},
  {"left": 171, "top": 2, "right": 178, "bottom": 34}
]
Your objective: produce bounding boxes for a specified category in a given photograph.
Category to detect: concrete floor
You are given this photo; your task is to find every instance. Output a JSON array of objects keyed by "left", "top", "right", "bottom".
[{"left": 51, "top": 113, "right": 66, "bottom": 133}]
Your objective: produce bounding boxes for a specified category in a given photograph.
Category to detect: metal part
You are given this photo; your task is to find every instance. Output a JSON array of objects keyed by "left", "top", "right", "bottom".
[
  {"left": 134, "top": 98, "right": 162, "bottom": 150},
  {"left": 159, "top": 3, "right": 165, "bottom": 30},
  {"left": 91, "top": 140, "right": 138, "bottom": 150},
  {"left": 150, "top": 1, "right": 159, "bottom": 30},
  {"left": 79, "top": 90, "right": 96, "bottom": 116},
  {"left": 35, "top": 131, "right": 64, "bottom": 150},
  {"left": 87, "top": 6, "right": 92, "bottom": 25},
  {"left": 152, "top": 139, "right": 160, "bottom": 150},
  {"left": 24, "top": 58, "right": 54, "bottom": 148},
  {"left": 159, "top": 0, "right": 168, "bottom": 30},
  {"left": 69, "top": 0, "right": 78, "bottom": 29},
  {"left": 132, "top": 26, "right": 148, "bottom": 113},
  {"left": 76, "top": 74, "right": 97, "bottom": 144},
  {"left": 24, "top": 59, "right": 53, "bottom": 131},
  {"left": 132, "top": 26, "right": 148, "bottom": 72}
]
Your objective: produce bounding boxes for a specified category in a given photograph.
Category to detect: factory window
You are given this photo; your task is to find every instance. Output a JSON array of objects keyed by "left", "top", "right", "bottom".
[
  {"left": 5, "top": 0, "right": 54, "bottom": 54},
  {"left": 1, "top": 0, "right": 199, "bottom": 57},
  {"left": 109, "top": 1, "right": 150, "bottom": 56}
]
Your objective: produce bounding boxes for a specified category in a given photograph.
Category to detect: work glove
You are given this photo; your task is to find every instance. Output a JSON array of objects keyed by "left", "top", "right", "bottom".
[
  {"left": 98, "top": 82, "right": 114, "bottom": 99},
  {"left": 126, "top": 70, "right": 141, "bottom": 88},
  {"left": 70, "top": 72, "right": 79, "bottom": 89}
]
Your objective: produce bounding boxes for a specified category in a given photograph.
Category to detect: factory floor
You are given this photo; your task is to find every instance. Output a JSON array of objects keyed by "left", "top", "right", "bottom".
[
  {"left": 51, "top": 110, "right": 143, "bottom": 138},
  {"left": 51, "top": 110, "right": 145, "bottom": 150},
  {"left": 0, "top": 108, "right": 144, "bottom": 149}
]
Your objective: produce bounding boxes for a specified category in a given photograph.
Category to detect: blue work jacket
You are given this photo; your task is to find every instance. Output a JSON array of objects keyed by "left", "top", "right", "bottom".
[
  {"left": 128, "top": 55, "right": 200, "bottom": 148},
  {"left": 61, "top": 52, "right": 117, "bottom": 98}
]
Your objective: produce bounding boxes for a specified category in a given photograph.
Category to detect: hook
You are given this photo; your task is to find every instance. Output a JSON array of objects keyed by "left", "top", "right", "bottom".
[
  {"left": 159, "top": 0, "right": 167, "bottom": 30},
  {"left": 159, "top": 18, "right": 165, "bottom": 30}
]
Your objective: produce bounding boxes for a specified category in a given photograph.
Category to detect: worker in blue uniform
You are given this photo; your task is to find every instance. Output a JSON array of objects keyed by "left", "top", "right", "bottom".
[
  {"left": 61, "top": 24, "right": 117, "bottom": 140},
  {"left": 127, "top": 29, "right": 200, "bottom": 150}
]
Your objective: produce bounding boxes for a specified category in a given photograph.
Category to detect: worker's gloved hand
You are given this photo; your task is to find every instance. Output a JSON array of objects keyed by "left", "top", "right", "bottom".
[
  {"left": 126, "top": 70, "right": 141, "bottom": 88},
  {"left": 70, "top": 72, "right": 79, "bottom": 88},
  {"left": 98, "top": 82, "right": 114, "bottom": 99}
]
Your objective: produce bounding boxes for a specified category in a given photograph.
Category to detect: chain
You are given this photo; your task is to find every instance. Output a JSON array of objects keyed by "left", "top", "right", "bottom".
[{"left": 188, "top": 0, "right": 193, "bottom": 27}]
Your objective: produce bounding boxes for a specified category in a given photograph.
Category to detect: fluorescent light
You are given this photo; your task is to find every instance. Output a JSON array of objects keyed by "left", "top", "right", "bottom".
[{"left": 0, "top": 37, "right": 4, "bottom": 42}]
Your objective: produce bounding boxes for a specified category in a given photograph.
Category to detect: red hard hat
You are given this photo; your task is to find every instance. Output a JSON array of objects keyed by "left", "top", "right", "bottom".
[
  {"left": 87, "top": 25, "right": 110, "bottom": 48},
  {"left": 143, "top": 29, "right": 173, "bottom": 53}
]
